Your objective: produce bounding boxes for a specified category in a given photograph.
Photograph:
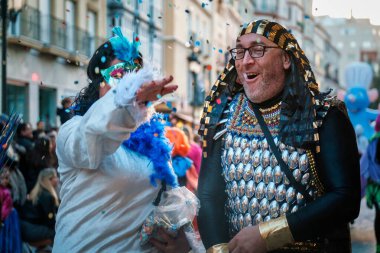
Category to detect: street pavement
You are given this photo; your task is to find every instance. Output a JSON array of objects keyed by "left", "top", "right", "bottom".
[{"left": 351, "top": 198, "right": 376, "bottom": 252}]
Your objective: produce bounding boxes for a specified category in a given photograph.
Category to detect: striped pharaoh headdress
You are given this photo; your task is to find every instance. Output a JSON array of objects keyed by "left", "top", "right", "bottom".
[{"left": 199, "top": 19, "right": 331, "bottom": 156}]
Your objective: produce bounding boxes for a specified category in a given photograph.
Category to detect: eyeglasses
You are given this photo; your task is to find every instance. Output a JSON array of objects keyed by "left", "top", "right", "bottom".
[{"left": 230, "top": 45, "right": 281, "bottom": 60}]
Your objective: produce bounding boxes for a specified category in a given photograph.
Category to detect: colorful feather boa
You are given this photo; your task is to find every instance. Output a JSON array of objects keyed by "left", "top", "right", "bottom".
[{"left": 122, "top": 114, "right": 178, "bottom": 188}]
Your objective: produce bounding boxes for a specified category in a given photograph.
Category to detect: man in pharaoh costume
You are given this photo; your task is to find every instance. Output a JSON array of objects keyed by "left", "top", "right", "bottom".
[{"left": 197, "top": 19, "right": 361, "bottom": 253}]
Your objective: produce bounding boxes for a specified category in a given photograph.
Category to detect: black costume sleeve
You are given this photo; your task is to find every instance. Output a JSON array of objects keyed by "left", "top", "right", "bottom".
[
  {"left": 287, "top": 106, "right": 361, "bottom": 240},
  {"left": 376, "top": 137, "right": 380, "bottom": 162},
  {"left": 198, "top": 134, "right": 229, "bottom": 249}
]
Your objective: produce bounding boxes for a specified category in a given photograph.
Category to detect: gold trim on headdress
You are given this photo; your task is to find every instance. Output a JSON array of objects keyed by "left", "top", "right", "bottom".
[{"left": 256, "top": 19, "right": 270, "bottom": 35}]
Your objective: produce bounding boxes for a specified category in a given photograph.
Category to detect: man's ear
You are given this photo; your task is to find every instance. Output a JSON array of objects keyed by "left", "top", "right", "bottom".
[{"left": 282, "top": 52, "right": 291, "bottom": 70}]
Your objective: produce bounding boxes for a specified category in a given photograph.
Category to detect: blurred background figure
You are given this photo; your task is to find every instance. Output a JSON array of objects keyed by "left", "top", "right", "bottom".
[
  {"left": 24, "top": 137, "right": 56, "bottom": 193},
  {"left": 361, "top": 114, "right": 380, "bottom": 253},
  {"left": 181, "top": 125, "right": 202, "bottom": 194},
  {"left": 33, "top": 121, "right": 46, "bottom": 141},
  {"left": 182, "top": 126, "right": 202, "bottom": 175},
  {"left": 46, "top": 130, "right": 58, "bottom": 169},
  {"left": 19, "top": 168, "right": 59, "bottom": 252},
  {"left": 14, "top": 123, "right": 34, "bottom": 184},
  {"left": 339, "top": 62, "right": 379, "bottom": 142},
  {"left": 0, "top": 174, "right": 22, "bottom": 253},
  {"left": 0, "top": 113, "right": 23, "bottom": 253},
  {"left": 356, "top": 125, "right": 370, "bottom": 158},
  {"left": 56, "top": 97, "right": 73, "bottom": 126},
  {"left": 165, "top": 127, "right": 193, "bottom": 188}
]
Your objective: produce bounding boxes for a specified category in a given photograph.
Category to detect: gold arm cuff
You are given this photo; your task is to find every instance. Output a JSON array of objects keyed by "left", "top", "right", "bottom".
[
  {"left": 259, "top": 215, "right": 295, "bottom": 251},
  {"left": 206, "top": 243, "right": 229, "bottom": 253}
]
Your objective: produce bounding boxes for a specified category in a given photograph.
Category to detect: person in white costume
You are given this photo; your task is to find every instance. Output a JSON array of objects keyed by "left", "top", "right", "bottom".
[{"left": 52, "top": 27, "right": 190, "bottom": 253}]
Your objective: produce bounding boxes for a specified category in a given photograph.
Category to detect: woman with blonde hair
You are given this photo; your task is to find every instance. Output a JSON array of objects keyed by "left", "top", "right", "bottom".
[
  {"left": 29, "top": 168, "right": 59, "bottom": 207},
  {"left": 19, "top": 168, "right": 59, "bottom": 249}
]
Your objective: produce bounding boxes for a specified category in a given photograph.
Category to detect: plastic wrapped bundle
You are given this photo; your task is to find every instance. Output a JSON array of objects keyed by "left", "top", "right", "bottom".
[{"left": 140, "top": 186, "right": 205, "bottom": 253}]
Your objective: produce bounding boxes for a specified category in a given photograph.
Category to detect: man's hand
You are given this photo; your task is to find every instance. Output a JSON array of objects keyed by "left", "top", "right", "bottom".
[
  {"left": 228, "top": 225, "right": 267, "bottom": 253},
  {"left": 136, "top": 75, "right": 178, "bottom": 103},
  {"left": 149, "top": 228, "right": 190, "bottom": 253}
]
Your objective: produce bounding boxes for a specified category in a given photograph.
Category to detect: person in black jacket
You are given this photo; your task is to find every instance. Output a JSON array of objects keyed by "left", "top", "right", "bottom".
[
  {"left": 197, "top": 19, "right": 360, "bottom": 253},
  {"left": 56, "top": 97, "right": 73, "bottom": 125},
  {"left": 19, "top": 168, "right": 59, "bottom": 247}
]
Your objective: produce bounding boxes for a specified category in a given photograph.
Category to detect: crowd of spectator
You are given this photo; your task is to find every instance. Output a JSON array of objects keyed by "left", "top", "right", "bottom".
[{"left": 1, "top": 116, "right": 59, "bottom": 253}]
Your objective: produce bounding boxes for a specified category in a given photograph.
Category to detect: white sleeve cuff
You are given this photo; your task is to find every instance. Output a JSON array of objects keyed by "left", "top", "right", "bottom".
[{"left": 114, "top": 66, "right": 154, "bottom": 124}]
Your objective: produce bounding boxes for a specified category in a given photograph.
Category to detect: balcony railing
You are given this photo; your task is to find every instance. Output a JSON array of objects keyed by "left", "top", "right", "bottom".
[{"left": 9, "top": 6, "right": 105, "bottom": 58}]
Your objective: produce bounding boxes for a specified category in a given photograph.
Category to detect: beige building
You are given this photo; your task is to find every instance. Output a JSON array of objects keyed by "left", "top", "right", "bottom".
[
  {"left": 316, "top": 17, "right": 380, "bottom": 88},
  {"left": 161, "top": 0, "right": 213, "bottom": 124},
  {"left": 251, "top": 0, "right": 340, "bottom": 91},
  {"left": 162, "top": 0, "right": 254, "bottom": 126},
  {"left": 4, "top": 0, "right": 107, "bottom": 127}
]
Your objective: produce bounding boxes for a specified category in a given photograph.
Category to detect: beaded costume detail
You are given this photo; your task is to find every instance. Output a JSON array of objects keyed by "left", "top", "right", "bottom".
[{"left": 222, "top": 94, "right": 319, "bottom": 236}]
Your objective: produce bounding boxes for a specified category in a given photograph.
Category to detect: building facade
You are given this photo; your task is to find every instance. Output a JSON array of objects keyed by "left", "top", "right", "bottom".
[
  {"left": 159, "top": 0, "right": 256, "bottom": 126},
  {"left": 4, "top": 0, "right": 107, "bottom": 128},
  {"left": 316, "top": 16, "right": 380, "bottom": 88},
  {"left": 251, "top": 0, "right": 340, "bottom": 91},
  {"left": 107, "top": 0, "right": 164, "bottom": 70}
]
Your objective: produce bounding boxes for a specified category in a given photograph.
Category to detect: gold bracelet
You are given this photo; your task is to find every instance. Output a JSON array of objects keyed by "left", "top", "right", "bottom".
[
  {"left": 206, "top": 243, "right": 229, "bottom": 253},
  {"left": 259, "top": 216, "right": 295, "bottom": 251}
]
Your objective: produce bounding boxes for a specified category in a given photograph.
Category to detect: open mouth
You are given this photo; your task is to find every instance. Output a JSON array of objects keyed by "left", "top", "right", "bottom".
[{"left": 246, "top": 73, "right": 258, "bottom": 80}]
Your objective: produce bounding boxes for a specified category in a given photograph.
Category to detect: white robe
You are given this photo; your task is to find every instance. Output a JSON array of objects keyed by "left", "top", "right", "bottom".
[{"left": 53, "top": 69, "right": 160, "bottom": 253}]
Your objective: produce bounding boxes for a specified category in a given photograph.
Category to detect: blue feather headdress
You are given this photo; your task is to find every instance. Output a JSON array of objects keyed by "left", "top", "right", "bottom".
[
  {"left": 109, "top": 26, "right": 141, "bottom": 65},
  {"left": 122, "top": 114, "right": 179, "bottom": 188}
]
